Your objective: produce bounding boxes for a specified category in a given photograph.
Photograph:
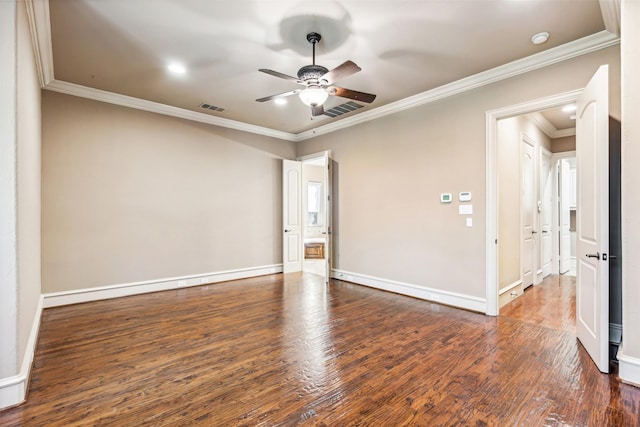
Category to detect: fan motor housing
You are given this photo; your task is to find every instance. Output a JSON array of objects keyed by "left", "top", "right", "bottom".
[{"left": 297, "top": 65, "right": 329, "bottom": 81}]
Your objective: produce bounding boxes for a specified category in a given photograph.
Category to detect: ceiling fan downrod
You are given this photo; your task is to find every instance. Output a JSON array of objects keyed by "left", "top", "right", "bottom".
[{"left": 306, "top": 32, "right": 321, "bottom": 66}]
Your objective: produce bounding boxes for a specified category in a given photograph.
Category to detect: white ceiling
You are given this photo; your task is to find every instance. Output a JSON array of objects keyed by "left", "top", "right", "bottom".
[{"left": 40, "top": 0, "right": 617, "bottom": 139}]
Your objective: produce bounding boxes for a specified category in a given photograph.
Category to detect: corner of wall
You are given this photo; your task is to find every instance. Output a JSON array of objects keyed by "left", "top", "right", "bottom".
[{"left": 0, "top": 296, "right": 43, "bottom": 410}]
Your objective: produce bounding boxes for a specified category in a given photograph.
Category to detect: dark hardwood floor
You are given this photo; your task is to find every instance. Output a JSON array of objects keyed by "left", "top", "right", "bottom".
[
  {"left": 1, "top": 273, "right": 639, "bottom": 426},
  {"left": 500, "top": 274, "right": 577, "bottom": 334}
]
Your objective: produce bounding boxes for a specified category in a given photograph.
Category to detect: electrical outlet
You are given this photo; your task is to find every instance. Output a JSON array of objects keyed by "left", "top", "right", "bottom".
[
  {"left": 200, "top": 277, "right": 207, "bottom": 284},
  {"left": 430, "top": 294, "right": 440, "bottom": 302},
  {"left": 177, "top": 280, "right": 187, "bottom": 287}
]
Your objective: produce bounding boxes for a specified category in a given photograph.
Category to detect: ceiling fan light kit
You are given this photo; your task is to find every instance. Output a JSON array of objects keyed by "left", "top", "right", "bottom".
[
  {"left": 299, "top": 86, "right": 329, "bottom": 106},
  {"left": 256, "top": 32, "right": 376, "bottom": 117}
]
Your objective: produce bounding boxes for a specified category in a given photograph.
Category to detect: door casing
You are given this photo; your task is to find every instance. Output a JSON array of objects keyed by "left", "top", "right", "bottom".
[{"left": 486, "top": 89, "right": 582, "bottom": 315}]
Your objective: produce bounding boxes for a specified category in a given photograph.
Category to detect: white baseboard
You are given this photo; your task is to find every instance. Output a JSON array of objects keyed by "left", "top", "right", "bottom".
[
  {"left": 499, "top": 280, "right": 523, "bottom": 295},
  {"left": 610, "top": 323, "right": 622, "bottom": 345},
  {"left": 331, "top": 269, "right": 486, "bottom": 313},
  {"left": 617, "top": 344, "right": 640, "bottom": 388},
  {"left": 0, "top": 295, "right": 43, "bottom": 410},
  {"left": 43, "top": 264, "right": 283, "bottom": 308}
]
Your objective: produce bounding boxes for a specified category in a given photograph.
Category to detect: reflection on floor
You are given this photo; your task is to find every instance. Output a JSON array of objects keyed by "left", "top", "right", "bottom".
[
  {"left": 500, "top": 274, "right": 576, "bottom": 334},
  {"left": 3, "top": 272, "right": 638, "bottom": 426}
]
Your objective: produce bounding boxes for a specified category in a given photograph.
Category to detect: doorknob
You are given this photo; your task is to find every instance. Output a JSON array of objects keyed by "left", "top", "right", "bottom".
[
  {"left": 531, "top": 230, "right": 537, "bottom": 234},
  {"left": 586, "top": 252, "right": 600, "bottom": 260},
  {"left": 284, "top": 229, "right": 292, "bottom": 233}
]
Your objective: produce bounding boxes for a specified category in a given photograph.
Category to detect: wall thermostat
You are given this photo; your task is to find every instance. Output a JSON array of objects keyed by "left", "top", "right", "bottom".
[
  {"left": 459, "top": 192, "right": 472, "bottom": 202},
  {"left": 440, "top": 193, "right": 452, "bottom": 203}
]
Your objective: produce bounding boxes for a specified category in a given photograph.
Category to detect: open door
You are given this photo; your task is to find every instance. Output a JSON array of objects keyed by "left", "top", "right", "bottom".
[
  {"left": 559, "top": 159, "right": 572, "bottom": 274},
  {"left": 283, "top": 159, "right": 302, "bottom": 273},
  {"left": 576, "top": 65, "right": 609, "bottom": 373},
  {"left": 539, "top": 148, "right": 553, "bottom": 278},
  {"left": 323, "top": 152, "right": 332, "bottom": 283},
  {"left": 521, "top": 136, "right": 535, "bottom": 288}
]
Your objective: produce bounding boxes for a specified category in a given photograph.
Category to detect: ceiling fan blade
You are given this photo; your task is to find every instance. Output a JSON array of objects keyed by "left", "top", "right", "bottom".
[
  {"left": 329, "top": 86, "right": 377, "bottom": 103},
  {"left": 319, "top": 61, "right": 361, "bottom": 86},
  {"left": 256, "top": 89, "right": 301, "bottom": 103},
  {"left": 311, "top": 104, "right": 325, "bottom": 117},
  {"left": 258, "top": 69, "right": 304, "bottom": 85}
]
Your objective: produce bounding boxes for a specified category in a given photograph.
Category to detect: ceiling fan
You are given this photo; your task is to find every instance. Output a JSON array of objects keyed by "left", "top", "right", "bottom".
[{"left": 256, "top": 32, "right": 376, "bottom": 117}]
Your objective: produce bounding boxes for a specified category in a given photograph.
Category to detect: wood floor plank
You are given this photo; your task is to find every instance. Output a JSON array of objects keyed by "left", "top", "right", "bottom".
[
  {"left": 500, "top": 274, "right": 577, "bottom": 334},
  {"left": 1, "top": 273, "right": 639, "bottom": 426}
]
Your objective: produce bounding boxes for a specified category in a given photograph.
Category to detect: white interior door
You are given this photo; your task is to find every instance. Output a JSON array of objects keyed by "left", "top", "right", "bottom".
[
  {"left": 559, "top": 159, "right": 572, "bottom": 274},
  {"left": 323, "top": 152, "right": 332, "bottom": 283},
  {"left": 576, "top": 64, "right": 609, "bottom": 373},
  {"left": 283, "top": 160, "right": 302, "bottom": 273},
  {"left": 540, "top": 148, "right": 553, "bottom": 278},
  {"left": 521, "top": 136, "right": 535, "bottom": 288}
]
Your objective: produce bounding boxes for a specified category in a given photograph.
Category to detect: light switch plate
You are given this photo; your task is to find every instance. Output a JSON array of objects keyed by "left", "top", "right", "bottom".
[
  {"left": 459, "top": 192, "right": 472, "bottom": 202},
  {"left": 459, "top": 205, "right": 473, "bottom": 215}
]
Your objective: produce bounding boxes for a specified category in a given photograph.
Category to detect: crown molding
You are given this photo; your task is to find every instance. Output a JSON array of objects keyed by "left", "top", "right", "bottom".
[
  {"left": 25, "top": 0, "right": 54, "bottom": 87},
  {"left": 45, "top": 80, "right": 298, "bottom": 141},
  {"left": 599, "top": 0, "right": 621, "bottom": 36},
  {"left": 553, "top": 128, "right": 577, "bottom": 138},
  {"left": 528, "top": 112, "right": 558, "bottom": 138},
  {"left": 29, "top": 0, "right": 618, "bottom": 143},
  {"left": 295, "top": 31, "right": 618, "bottom": 141},
  {"left": 528, "top": 112, "right": 576, "bottom": 139}
]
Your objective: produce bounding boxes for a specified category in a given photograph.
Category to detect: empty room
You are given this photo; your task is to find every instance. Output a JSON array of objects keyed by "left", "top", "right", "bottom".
[{"left": 2, "top": 0, "right": 640, "bottom": 425}]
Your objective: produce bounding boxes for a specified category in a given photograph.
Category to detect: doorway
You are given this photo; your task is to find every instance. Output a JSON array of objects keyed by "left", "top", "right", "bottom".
[
  {"left": 300, "top": 155, "right": 330, "bottom": 278},
  {"left": 495, "top": 111, "right": 572, "bottom": 308},
  {"left": 282, "top": 151, "right": 332, "bottom": 282},
  {"left": 554, "top": 154, "right": 577, "bottom": 277},
  {"left": 488, "top": 66, "right": 616, "bottom": 373},
  {"left": 486, "top": 89, "right": 582, "bottom": 316}
]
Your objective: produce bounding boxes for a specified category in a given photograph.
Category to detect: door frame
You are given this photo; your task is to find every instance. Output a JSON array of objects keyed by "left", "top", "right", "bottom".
[
  {"left": 486, "top": 89, "right": 582, "bottom": 315},
  {"left": 297, "top": 150, "right": 332, "bottom": 283}
]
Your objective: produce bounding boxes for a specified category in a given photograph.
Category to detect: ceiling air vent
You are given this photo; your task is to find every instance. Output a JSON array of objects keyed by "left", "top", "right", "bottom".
[
  {"left": 200, "top": 103, "right": 226, "bottom": 113},
  {"left": 323, "top": 101, "right": 364, "bottom": 118}
]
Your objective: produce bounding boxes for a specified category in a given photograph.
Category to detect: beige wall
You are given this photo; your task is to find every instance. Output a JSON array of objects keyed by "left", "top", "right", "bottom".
[
  {"left": 297, "top": 46, "right": 620, "bottom": 300},
  {"left": 0, "top": 0, "right": 42, "bottom": 398},
  {"left": 497, "top": 115, "right": 551, "bottom": 292},
  {"left": 0, "top": 0, "right": 19, "bottom": 381},
  {"left": 42, "top": 92, "right": 296, "bottom": 292},
  {"left": 621, "top": 1, "right": 640, "bottom": 366},
  {"left": 17, "top": 0, "right": 42, "bottom": 366},
  {"left": 551, "top": 135, "right": 576, "bottom": 153}
]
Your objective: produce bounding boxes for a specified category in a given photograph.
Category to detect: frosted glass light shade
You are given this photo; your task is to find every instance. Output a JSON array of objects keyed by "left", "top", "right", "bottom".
[{"left": 299, "top": 87, "right": 328, "bottom": 106}]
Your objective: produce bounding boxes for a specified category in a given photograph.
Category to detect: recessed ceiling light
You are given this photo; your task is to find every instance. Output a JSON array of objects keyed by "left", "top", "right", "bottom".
[
  {"left": 562, "top": 104, "right": 577, "bottom": 113},
  {"left": 167, "top": 62, "right": 186, "bottom": 74},
  {"left": 274, "top": 98, "right": 287, "bottom": 105},
  {"left": 531, "top": 32, "right": 549, "bottom": 45}
]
